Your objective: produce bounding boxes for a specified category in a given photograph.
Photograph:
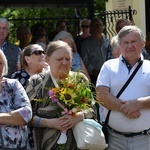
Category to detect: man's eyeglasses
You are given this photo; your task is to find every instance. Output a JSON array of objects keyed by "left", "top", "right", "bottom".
[
  {"left": 28, "top": 50, "right": 45, "bottom": 56},
  {"left": 81, "top": 25, "right": 89, "bottom": 28}
]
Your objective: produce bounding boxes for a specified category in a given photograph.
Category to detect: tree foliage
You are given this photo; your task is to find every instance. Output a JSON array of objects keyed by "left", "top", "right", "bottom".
[{"left": 0, "top": 0, "right": 105, "bottom": 43}]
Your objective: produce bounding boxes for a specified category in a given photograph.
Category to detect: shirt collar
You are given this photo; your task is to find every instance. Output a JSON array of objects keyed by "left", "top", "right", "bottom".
[
  {"left": 120, "top": 54, "right": 143, "bottom": 71},
  {"left": 1, "top": 41, "right": 7, "bottom": 52}
]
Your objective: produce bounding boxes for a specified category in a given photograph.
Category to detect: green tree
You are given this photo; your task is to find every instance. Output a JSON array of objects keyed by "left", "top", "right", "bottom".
[{"left": 0, "top": 0, "right": 105, "bottom": 43}]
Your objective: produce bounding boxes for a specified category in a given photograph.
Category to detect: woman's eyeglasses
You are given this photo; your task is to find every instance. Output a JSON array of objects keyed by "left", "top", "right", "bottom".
[
  {"left": 28, "top": 50, "right": 45, "bottom": 56},
  {"left": 81, "top": 25, "right": 89, "bottom": 28}
]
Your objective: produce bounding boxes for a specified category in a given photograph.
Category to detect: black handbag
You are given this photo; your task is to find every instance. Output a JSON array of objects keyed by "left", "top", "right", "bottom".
[{"left": 100, "top": 60, "right": 143, "bottom": 143}]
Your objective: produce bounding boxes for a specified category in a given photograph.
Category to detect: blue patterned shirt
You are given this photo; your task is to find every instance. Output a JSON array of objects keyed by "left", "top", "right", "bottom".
[{"left": 0, "top": 78, "right": 32, "bottom": 149}]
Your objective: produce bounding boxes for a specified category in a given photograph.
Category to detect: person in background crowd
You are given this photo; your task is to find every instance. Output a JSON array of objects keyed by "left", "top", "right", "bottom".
[
  {"left": 81, "top": 18, "right": 113, "bottom": 86},
  {"left": 115, "top": 18, "right": 131, "bottom": 34},
  {"left": 96, "top": 25, "right": 150, "bottom": 150},
  {"left": 26, "top": 40, "right": 96, "bottom": 150},
  {"left": 0, "top": 17, "right": 21, "bottom": 78},
  {"left": 74, "top": 18, "right": 91, "bottom": 57},
  {"left": 53, "top": 30, "right": 91, "bottom": 81},
  {"left": 30, "top": 33, "right": 49, "bottom": 51},
  {"left": 48, "top": 19, "right": 67, "bottom": 41},
  {"left": 31, "top": 23, "right": 48, "bottom": 37},
  {"left": 0, "top": 49, "right": 32, "bottom": 149},
  {"left": 31, "top": 23, "right": 47, "bottom": 35},
  {"left": 111, "top": 35, "right": 121, "bottom": 58},
  {"left": 16, "top": 24, "right": 31, "bottom": 50}
]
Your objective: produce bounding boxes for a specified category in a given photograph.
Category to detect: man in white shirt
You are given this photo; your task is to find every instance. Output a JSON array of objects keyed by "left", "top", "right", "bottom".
[{"left": 96, "top": 25, "right": 150, "bottom": 150}]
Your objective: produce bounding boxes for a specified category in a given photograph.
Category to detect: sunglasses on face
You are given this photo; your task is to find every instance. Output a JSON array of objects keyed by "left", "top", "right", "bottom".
[
  {"left": 28, "top": 50, "right": 45, "bottom": 56},
  {"left": 81, "top": 25, "right": 89, "bottom": 28}
]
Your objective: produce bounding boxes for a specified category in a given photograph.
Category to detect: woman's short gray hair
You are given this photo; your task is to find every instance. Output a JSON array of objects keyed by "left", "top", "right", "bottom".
[
  {"left": 118, "top": 25, "right": 145, "bottom": 44},
  {"left": 53, "top": 31, "right": 74, "bottom": 43},
  {"left": 46, "top": 40, "right": 72, "bottom": 60},
  {"left": 80, "top": 18, "right": 91, "bottom": 27},
  {"left": 0, "top": 50, "right": 8, "bottom": 76}
]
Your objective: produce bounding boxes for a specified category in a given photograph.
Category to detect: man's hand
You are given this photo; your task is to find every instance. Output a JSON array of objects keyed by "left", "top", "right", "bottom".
[{"left": 120, "top": 100, "right": 141, "bottom": 119}]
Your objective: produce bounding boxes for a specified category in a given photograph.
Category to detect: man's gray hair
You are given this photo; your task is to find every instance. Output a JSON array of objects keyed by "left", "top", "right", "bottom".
[
  {"left": 117, "top": 25, "right": 145, "bottom": 44},
  {"left": 0, "top": 17, "right": 9, "bottom": 29}
]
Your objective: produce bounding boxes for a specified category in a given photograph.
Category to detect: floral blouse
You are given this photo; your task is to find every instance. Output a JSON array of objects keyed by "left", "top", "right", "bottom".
[{"left": 0, "top": 78, "right": 32, "bottom": 149}]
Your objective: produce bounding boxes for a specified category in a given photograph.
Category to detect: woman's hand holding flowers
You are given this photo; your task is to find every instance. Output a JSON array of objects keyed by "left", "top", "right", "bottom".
[
  {"left": 48, "top": 72, "right": 97, "bottom": 145},
  {"left": 59, "top": 113, "right": 83, "bottom": 130},
  {"left": 45, "top": 118, "right": 66, "bottom": 131}
]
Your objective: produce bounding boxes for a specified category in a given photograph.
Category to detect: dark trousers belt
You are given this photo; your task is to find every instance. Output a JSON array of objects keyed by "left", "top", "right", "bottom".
[{"left": 108, "top": 126, "right": 150, "bottom": 137}]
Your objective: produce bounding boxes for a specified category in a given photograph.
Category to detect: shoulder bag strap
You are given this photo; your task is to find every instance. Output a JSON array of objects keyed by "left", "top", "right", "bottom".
[{"left": 105, "top": 60, "right": 143, "bottom": 124}]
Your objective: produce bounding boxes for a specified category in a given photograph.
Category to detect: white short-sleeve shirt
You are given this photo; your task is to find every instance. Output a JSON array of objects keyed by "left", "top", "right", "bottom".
[{"left": 96, "top": 55, "right": 150, "bottom": 132}]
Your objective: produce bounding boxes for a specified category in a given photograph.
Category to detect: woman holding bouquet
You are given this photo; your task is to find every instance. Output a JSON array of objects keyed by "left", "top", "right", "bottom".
[{"left": 26, "top": 40, "right": 96, "bottom": 150}]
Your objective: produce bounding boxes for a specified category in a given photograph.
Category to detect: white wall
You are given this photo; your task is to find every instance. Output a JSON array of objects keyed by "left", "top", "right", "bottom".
[
  {"left": 132, "top": 0, "right": 146, "bottom": 37},
  {"left": 106, "top": 0, "right": 146, "bottom": 37}
]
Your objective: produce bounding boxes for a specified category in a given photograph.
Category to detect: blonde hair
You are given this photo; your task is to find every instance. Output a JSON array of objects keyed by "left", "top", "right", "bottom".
[
  {"left": 0, "top": 50, "right": 8, "bottom": 76},
  {"left": 111, "top": 36, "right": 119, "bottom": 51}
]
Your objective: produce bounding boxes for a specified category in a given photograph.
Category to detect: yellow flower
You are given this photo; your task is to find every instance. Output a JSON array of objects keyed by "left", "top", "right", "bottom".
[
  {"left": 67, "top": 83, "right": 74, "bottom": 88},
  {"left": 48, "top": 71, "right": 98, "bottom": 114},
  {"left": 52, "top": 87, "right": 59, "bottom": 92}
]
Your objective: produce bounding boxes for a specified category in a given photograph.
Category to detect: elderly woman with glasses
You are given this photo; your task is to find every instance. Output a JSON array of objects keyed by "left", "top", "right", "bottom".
[{"left": 11, "top": 44, "right": 48, "bottom": 89}]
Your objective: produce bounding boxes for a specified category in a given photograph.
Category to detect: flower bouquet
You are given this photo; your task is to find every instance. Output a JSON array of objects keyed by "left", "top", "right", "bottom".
[{"left": 49, "top": 72, "right": 96, "bottom": 145}]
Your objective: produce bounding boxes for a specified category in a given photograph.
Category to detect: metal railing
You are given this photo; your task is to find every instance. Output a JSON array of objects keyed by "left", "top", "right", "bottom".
[
  {"left": 7, "top": 6, "right": 137, "bottom": 43},
  {"left": 8, "top": 17, "right": 80, "bottom": 43},
  {"left": 95, "top": 6, "right": 137, "bottom": 39}
]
